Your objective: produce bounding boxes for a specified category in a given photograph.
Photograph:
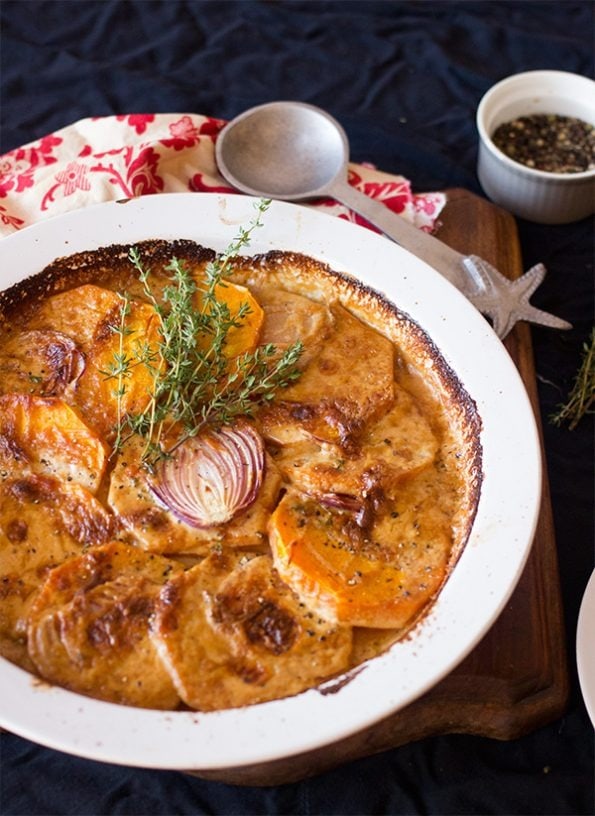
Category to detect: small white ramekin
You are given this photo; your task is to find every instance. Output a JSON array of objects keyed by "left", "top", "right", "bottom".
[{"left": 476, "top": 70, "right": 595, "bottom": 224}]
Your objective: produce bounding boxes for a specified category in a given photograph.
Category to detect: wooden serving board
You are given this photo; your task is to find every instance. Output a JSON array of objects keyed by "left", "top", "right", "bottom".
[{"left": 194, "top": 188, "right": 569, "bottom": 786}]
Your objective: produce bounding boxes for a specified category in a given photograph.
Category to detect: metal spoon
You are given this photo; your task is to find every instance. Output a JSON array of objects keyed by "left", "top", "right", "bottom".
[{"left": 215, "top": 101, "right": 571, "bottom": 339}]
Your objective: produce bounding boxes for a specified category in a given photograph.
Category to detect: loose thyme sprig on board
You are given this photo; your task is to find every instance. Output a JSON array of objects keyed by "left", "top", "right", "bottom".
[
  {"left": 105, "top": 199, "right": 303, "bottom": 467},
  {"left": 551, "top": 327, "right": 595, "bottom": 430}
]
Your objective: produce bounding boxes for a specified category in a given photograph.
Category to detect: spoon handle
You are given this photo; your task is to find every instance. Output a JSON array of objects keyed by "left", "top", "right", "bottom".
[
  {"left": 327, "top": 179, "right": 472, "bottom": 293},
  {"left": 326, "top": 178, "right": 571, "bottom": 338}
]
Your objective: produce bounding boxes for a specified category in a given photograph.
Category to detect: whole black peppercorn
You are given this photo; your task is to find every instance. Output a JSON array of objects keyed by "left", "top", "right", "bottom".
[{"left": 492, "top": 114, "right": 595, "bottom": 173}]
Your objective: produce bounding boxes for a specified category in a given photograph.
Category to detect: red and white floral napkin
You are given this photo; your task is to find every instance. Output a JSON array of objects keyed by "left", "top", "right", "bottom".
[{"left": 0, "top": 113, "right": 445, "bottom": 238}]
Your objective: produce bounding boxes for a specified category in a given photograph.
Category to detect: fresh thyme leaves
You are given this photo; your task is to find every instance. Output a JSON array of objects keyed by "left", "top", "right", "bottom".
[
  {"left": 104, "top": 199, "right": 304, "bottom": 466},
  {"left": 550, "top": 327, "right": 595, "bottom": 430}
]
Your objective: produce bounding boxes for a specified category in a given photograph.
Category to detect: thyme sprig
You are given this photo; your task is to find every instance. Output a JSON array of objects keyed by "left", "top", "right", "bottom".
[
  {"left": 551, "top": 327, "right": 595, "bottom": 430},
  {"left": 105, "top": 199, "right": 304, "bottom": 466},
  {"left": 103, "top": 292, "right": 132, "bottom": 455}
]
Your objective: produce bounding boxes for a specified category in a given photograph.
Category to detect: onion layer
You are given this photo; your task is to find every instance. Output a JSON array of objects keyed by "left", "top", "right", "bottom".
[
  {"left": 149, "top": 424, "right": 265, "bottom": 528},
  {"left": 43, "top": 332, "right": 86, "bottom": 395},
  {"left": 319, "top": 492, "right": 373, "bottom": 528},
  {"left": 319, "top": 492, "right": 364, "bottom": 514}
]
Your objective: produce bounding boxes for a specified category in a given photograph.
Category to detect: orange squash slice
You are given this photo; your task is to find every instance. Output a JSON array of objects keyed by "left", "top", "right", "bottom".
[
  {"left": 193, "top": 276, "right": 264, "bottom": 359},
  {"left": 0, "top": 394, "right": 107, "bottom": 493},
  {"left": 74, "top": 298, "right": 163, "bottom": 439},
  {"left": 268, "top": 489, "right": 452, "bottom": 630}
]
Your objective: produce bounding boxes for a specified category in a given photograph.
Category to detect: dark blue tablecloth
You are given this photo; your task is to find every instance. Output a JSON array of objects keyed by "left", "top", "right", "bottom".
[{"left": 1, "top": 2, "right": 593, "bottom": 814}]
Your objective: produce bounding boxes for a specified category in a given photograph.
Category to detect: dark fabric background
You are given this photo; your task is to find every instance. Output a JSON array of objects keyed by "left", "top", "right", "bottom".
[{"left": 0, "top": 2, "right": 593, "bottom": 814}]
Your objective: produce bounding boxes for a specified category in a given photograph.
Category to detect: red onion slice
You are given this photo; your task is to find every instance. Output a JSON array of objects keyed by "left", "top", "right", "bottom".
[
  {"left": 319, "top": 492, "right": 364, "bottom": 514},
  {"left": 2, "top": 330, "right": 86, "bottom": 396},
  {"left": 149, "top": 424, "right": 265, "bottom": 528},
  {"left": 42, "top": 332, "right": 86, "bottom": 395},
  {"left": 319, "top": 492, "right": 373, "bottom": 528}
]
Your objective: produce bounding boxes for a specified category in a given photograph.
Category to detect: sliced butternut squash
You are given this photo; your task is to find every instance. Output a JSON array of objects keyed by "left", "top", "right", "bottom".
[
  {"left": 73, "top": 298, "right": 162, "bottom": 439},
  {"left": 0, "top": 394, "right": 106, "bottom": 493},
  {"left": 25, "top": 283, "right": 163, "bottom": 439},
  {"left": 268, "top": 488, "right": 452, "bottom": 629},
  {"left": 193, "top": 276, "right": 264, "bottom": 359}
]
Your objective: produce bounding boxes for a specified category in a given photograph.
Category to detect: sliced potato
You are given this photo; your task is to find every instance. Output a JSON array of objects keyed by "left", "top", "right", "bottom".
[
  {"left": 0, "top": 474, "right": 115, "bottom": 668},
  {"left": 0, "top": 394, "right": 106, "bottom": 493},
  {"left": 267, "top": 383, "right": 438, "bottom": 501},
  {"left": 250, "top": 284, "right": 332, "bottom": 366},
  {"left": 108, "top": 436, "right": 281, "bottom": 555},
  {"left": 27, "top": 541, "right": 182, "bottom": 709},
  {"left": 268, "top": 486, "right": 452, "bottom": 629},
  {"left": 151, "top": 552, "right": 352, "bottom": 710},
  {"left": 259, "top": 303, "right": 394, "bottom": 446}
]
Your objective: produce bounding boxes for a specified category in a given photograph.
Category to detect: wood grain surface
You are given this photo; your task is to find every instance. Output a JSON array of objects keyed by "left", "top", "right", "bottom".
[{"left": 190, "top": 188, "right": 569, "bottom": 786}]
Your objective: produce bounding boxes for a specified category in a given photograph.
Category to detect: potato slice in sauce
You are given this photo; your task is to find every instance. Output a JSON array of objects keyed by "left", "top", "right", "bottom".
[
  {"left": 260, "top": 303, "right": 394, "bottom": 446},
  {"left": 0, "top": 474, "right": 115, "bottom": 668},
  {"left": 0, "top": 394, "right": 106, "bottom": 493},
  {"left": 27, "top": 284, "right": 124, "bottom": 353},
  {"left": 27, "top": 541, "right": 182, "bottom": 709},
  {"left": 267, "top": 383, "right": 439, "bottom": 501},
  {"left": 151, "top": 552, "right": 352, "bottom": 710},
  {"left": 250, "top": 284, "right": 333, "bottom": 366}
]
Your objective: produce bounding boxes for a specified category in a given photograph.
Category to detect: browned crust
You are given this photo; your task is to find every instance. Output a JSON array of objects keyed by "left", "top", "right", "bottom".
[{"left": 0, "top": 240, "right": 215, "bottom": 321}]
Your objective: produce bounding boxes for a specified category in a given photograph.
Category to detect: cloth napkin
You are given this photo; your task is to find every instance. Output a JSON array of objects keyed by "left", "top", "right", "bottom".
[{"left": 0, "top": 113, "right": 446, "bottom": 238}]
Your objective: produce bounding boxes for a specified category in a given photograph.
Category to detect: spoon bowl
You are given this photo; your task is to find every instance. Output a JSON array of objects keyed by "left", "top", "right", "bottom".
[{"left": 216, "top": 101, "right": 348, "bottom": 199}]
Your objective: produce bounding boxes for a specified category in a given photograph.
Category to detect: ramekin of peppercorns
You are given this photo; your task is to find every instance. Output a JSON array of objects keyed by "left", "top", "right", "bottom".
[{"left": 476, "top": 70, "right": 595, "bottom": 224}]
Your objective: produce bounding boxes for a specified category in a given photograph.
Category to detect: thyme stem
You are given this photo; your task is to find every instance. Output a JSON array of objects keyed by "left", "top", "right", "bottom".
[{"left": 551, "top": 327, "right": 595, "bottom": 430}]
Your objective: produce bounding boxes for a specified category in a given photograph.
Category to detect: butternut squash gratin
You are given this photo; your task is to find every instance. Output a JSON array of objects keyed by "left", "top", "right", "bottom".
[{"left": 0, "top": 236, "right": 482, "bottom": 711}]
